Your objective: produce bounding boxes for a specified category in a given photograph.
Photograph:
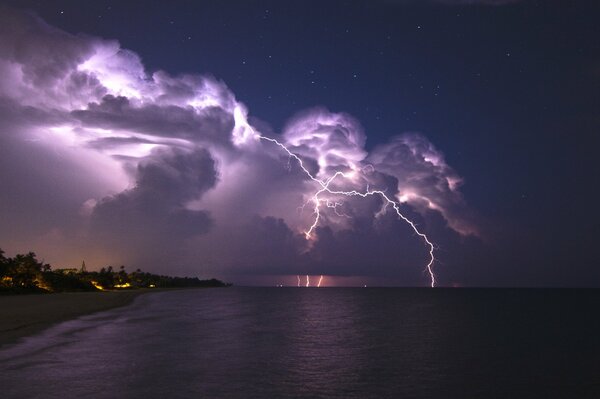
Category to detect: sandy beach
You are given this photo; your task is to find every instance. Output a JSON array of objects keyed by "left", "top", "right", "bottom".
[{"left": 0, "top": 290, "right": 149, "bottom": 348}]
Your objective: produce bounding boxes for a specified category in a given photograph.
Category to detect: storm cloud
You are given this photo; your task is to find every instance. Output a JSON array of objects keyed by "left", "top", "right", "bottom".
[{"left": 0, "top": 6, "right": 478, "bottom": 285}]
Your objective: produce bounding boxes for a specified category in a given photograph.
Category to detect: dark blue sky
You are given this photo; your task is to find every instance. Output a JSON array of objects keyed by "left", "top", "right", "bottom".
[{"left": 3, "top": 0, "right": 599, "bottom": 285}]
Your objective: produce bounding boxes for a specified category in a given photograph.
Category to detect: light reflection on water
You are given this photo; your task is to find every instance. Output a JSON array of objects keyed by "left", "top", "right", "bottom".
[{"left": 1, "top": 288, "right": 600, "bottom": 398}]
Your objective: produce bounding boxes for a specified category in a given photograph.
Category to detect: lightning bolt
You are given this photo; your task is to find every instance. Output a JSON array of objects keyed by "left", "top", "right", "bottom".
[
  {"left": 257, "top": 135, "right": 436, "bottom": 288},
  {"left": 236, "top": 107, "right": 437, "bottom": 286},
  {"left": 326, "top": 200, "right": 350, "bottom": 218},
  {"left": 306, "top": 275, "right": 310, "bottom": 287},
  {"left": 297, "top": 275, "right": 301, "bottom": 287},
  {"left": 317, "top": 275, "right": 324, "bottom": 287}
]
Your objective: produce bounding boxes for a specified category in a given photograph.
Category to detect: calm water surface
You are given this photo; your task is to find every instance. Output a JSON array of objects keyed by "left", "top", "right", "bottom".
[{"left": 1, "top": 288, "right": 600, "bottom": 398}]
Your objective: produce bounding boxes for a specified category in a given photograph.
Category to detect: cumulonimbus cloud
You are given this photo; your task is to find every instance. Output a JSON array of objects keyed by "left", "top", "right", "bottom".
[{"left": 0, "top": 6, "right": 478, "bottom": 283}]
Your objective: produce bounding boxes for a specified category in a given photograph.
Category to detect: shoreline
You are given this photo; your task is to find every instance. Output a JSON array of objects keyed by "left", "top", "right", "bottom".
[{"left": 0, "top": 289, "right": 160, "bottom": 348}]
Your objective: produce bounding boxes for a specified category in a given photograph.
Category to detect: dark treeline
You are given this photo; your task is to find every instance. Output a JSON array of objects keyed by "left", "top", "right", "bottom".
[{"left": 0, "top": 248, "right": 230, "bottom": 294}]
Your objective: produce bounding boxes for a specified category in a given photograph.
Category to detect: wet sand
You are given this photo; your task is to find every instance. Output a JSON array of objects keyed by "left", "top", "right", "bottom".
[{"left": 0, "top": 290, "right": 150, "bottom": 348}]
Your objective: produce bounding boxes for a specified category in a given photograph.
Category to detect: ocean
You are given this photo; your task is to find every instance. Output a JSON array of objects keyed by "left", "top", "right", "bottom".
[{"left": 1, "top": 287, "right": 599, "bottom": 398}]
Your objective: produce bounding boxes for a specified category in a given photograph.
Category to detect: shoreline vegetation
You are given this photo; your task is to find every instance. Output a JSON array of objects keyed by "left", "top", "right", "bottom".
[
  {"left": 0, "top": 248, "right": 231, "bottom": 347},
  {"left": 0, "top": 248, "right": 231, "bottom": 294}
]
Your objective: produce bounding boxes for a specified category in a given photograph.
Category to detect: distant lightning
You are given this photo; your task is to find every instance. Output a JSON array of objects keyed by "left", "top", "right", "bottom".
[
  {"left": 257, "top": 134, "right": 437, "bottom": 287},
  {"left": 235, "top": 107, "right": 436, "bottom": 286},
  {"left": 0, "top": 9, "right": 459, "bottom": 292},
  {"left": 326, "top": 200, "right": 350, "bottom": 218}
]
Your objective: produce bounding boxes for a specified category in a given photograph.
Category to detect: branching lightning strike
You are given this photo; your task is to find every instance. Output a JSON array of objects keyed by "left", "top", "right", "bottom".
[{"left": 256, "top": 135, "right": 436, "bottom": 287}]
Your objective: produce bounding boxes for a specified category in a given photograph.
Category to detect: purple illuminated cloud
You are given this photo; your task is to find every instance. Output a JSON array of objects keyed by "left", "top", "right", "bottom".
[{"left": 0, "top": 6, "right": 478, "bottom": 284}]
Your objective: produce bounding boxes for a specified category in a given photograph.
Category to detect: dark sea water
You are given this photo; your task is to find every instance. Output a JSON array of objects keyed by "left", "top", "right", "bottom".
[{"left": 1, "top": 288, "right": 600, "bottom": 399}]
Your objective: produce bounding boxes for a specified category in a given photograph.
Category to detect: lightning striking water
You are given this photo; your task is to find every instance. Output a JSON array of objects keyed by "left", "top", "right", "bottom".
[
  {"left": 317, "top": 275, "right": 324, "bottom": 287},
  {"left": 306, "top": 275, "right": 310, "bottom": 287},
  {"left": 257, "top": 135, "right": 437, "bottom": 288},
  {"left": 0, "top": 9, "right": 477, "bottom": 292}
]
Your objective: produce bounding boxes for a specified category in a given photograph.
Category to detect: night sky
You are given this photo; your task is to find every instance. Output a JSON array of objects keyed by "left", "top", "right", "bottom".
[{"left": 0, "top": 0, "right": 598, "bottom": 286}]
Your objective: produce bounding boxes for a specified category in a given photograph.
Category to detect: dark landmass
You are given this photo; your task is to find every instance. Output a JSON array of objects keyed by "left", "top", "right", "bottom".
[
  {"left": 0, "top": 248, "right": 231, "bottom": 295},
  {"left": 0, "top": 290, "right": 144, "bottom": 347}
]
